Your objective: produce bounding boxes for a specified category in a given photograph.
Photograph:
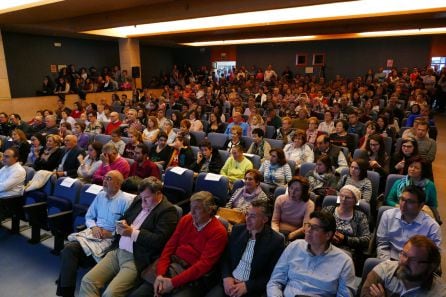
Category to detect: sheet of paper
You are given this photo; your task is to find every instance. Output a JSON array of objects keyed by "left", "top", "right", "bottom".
[
  {"left": 243, "top": 153, "right": 254, "bottom": 157},
  {"left": 170, "top": 166, "right": 187, "bottom": 175},
  {"left": 204, "top": 173, "right": 222, "bottom": 181},
  {"left": 86, "top": 184, "right": 103, "bottom": 194},
  {"left": 60, "top": 177, "right": 76, "bottom": 187}
]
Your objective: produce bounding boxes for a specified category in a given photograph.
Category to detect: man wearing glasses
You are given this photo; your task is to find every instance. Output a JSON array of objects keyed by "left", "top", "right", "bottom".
[
  {"left": 267, "top": 211, "right": 356, "bottom": 297},
  {"left": 361, "top": 235, "right": 444, "bottom": 297},
  {"left": 376, "top": 185, "right": 441, "bottom": 261}
]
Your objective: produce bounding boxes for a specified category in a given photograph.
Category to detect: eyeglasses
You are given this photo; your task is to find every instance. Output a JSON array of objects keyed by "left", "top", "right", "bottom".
[
  {"left": 303, "top": 222, "right": 324, "bottom": 232},
  {"left": 104, "top": 176, "right": 113, "bottom": 181},
  {"left": 399, "top": 251, "right": 430, "bottom": 265},
  {"left": 3, "top": 155, "right": 12, "bottom": 159},
  {"left": 399, "top": 196, "right": 419, "bottom": 205},
  {"left": 339, "top": 194, "right": 355, "bottom": 201}
]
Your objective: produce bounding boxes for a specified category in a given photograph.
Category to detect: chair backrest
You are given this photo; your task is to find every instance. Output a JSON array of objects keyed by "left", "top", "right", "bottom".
[
  {"left": 22, "top": 166, "right": 36, "bottom": 184},
  {"left": 163, "top": 167, "right": 194, "bottom": 197},
  {"left": 207, "top": 132, "right": 228, "bottom": 149},
  {"left": 47, "top": 177, "right": 83, "bottom": 214},
  {"left": 174, "top": 204, "right": 183, "bottom": 218},
  {"left": 274, "top": 186, "right": 286, "bottom": 200},
  {"left": 265, "top": 125, "right": 276, "bottom": 139},
  {"left": 244, "top": 153, "right": 261, "bottom": 169},
  {"left": 218, "top": 149, "right": 230, "bottom": 164},
  {"left": 300, "top": 162, "right": 316, "bottom": 177},
  {"left": 143, "top": 140, "right": 153, "bottom": 151},
  {"left": 384, "top": 174, "right": 404, "bottom": 199},
  {"left": 94, "top": 134, "right": 112, "bottom": 144},
  {"left": 195, "top": 173, "right": 229, "bottom": 206},
  {"left": 367, "top": 170, "right": 380, "bottom": 204},
  {"left": 383, "top": 136, "right": 393, "bottom": 156},
  {"left": 191, "top": 146, "right": 200, "bottom": 157},
  {"left": 340, "top": 166, "right": 349, "bottom": 177},
  {"left": 287, "top": 160, "right": 296, "bottom": 175},
  {"left": 266, "top": 138, "right": 284, "bottom": 149},
  {"left": 190, "top": 131, "right": 206, "bottom": 145},
  {"left": 353, "top": 149, "right": 368, "bottom": 160},
  {"left": 241, "top": 136, "right": 254, "bottom": 150},
  {"left": 361, "top": 258, "right": 384, "bottom": 282},
  {"left": 348, "top": 133, "right": 359, "bottom": 149},
  {"left": 24, "top": 174, "right": 57, "bottom": 205},
  {"left": 232, "top": 179, "right": 245, "bottom": 194},
  {"left": 72, "top": 184, "right": 101, "bottom": 228}
]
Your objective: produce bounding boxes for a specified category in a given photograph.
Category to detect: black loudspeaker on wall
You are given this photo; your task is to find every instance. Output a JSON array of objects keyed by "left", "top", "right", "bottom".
[{"left": 132, "top": 66, "right": 140, "bottom": 78}]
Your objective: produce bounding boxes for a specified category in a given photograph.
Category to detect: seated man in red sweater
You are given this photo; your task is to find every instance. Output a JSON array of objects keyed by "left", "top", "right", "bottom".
[
  {"left": 129, "top": 191, "right": 228, "bottom": 297},
  {"left": 105, "top": 112, "right": 122, "bottom": 135},
  {"left": 129, "top": 143, "right": 161, "bottom": 180},
  {"left": 92, "top": 143, "right": 130, "bottom": 185}
]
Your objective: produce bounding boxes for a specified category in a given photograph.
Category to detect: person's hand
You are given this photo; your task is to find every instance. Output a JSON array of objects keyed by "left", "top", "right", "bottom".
[
  {"left": 223, "top": 277, "right": 236, "bottom": 296},
  {"left": 230, "top": 282, "right": 247, "bottom": 297},
  {"left": 395, "top": 160, "right": 405, "bottom": 170},
  {"left": 154, "top": 276, "right": 174, "bottom": 296},
  {"left": 100, "top": 153, "right": 110, "bottom": 165},
  {"left": 369, "top": 283, "right": 386, "bottom": 297},
  {"left": 77, "top": 154, "right": 84, "bottom": 165},
  {"left": 196, "top": 152, "right": 203, "bottom": 164},
  {"left": 91, "top": 226, "right": 104, "bottom": 239},
  {"left": 116, "top": 220, "right": 132, "bottom": 237},
  {"left": 369, "top": 160, "right": 380, "bottom": 169},
  {"left": 55, "top": 171, "right": 65, "bottom": 177}
]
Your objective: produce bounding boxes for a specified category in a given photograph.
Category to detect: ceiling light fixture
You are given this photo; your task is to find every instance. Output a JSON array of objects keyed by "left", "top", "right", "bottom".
[
  {"left": 181, "top": 27, "right": 446, "bottom": 46},
  {"left": 82, "top": 0, "right": 446, "bottom": 38},
  {"left": 0, "top": 0, "right": 63, "bottom": 15}
]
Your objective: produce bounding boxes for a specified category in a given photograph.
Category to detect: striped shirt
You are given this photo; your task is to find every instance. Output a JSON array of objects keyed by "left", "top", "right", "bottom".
[{"left": 232, "top": 239, "right": 256, "bottom": 281}]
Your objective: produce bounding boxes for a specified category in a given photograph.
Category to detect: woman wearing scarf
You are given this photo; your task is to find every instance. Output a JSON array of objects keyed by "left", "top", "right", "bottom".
[{"left": 226, "top": 169, "right": 268, "bottom": 213}]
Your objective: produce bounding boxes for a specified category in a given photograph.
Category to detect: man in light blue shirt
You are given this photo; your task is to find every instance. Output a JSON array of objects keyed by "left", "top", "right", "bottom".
[
  {"left": 267, "top": 211, "right": 356, "bottom": 297},
  {"left": 377, "top": 185, "right": 441, "bottom": 260},
  {"left": 56, "top": 170, "right": 134, "bottom": 297},
  {"left": 225, "top": 112, "right": 249, "bottom": 136}
]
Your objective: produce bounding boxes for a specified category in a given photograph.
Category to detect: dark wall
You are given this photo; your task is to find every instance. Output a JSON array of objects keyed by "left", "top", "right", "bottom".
[
  {"left": 140, "top": 45, "right": 174, "bottom": 88},
  {"left": 237, "top": 36, "right": 432, "bottom": 80},
  {"left": 172, "top": 47, "right": 211, "bottom": 69},
  {"left": 2, "top": 31, "right": 119, "bottom": 98}
]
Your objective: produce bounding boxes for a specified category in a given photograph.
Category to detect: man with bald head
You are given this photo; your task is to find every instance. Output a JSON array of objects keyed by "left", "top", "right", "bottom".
[
  {"left": 92, "top": 143, "right": 130, "bottom": 184},
  {"left": 225, "top": 111, "right": 249, "bottom": 136},
  {"left": 56, "top": 170, "right": 134, "bottom": 297},
  {"left": 55, "top": 135, "right": 84, "bottom": 178},
  {"left": 105, "top": 111, "right": 123, "bottom": 135}
]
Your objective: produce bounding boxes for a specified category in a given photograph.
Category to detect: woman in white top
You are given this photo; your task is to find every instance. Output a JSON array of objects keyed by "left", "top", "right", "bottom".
[
  {"left": 142, "top": 116, "right": 160, "bottom": 143},
  {"left": 77, "top": 142, "right": 103, "bottom": 182},
  {"left": 317, "top": 110, "right": 335, "bottom": 134},
  {"left": 283, "top": 131, "right": 314, "bottom": 168},
  {"left": 188, "top": 110, "right": 204, "bottom": 132}
]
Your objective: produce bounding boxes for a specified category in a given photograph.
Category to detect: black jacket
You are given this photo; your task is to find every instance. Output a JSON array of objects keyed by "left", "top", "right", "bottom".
[
  {"left": 111, "top": 196, "right": 178, "bottom": 274},
  {"left": 189, "top": 148, "right": 223, "bottom": 174},
  {"left": 221, "top": 224, "right": 285, "bottom": 296}
]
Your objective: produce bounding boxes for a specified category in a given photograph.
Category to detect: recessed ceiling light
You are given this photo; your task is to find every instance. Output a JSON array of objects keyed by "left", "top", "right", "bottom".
[
  {"left": 0, "top": 0, "right": 63, "bottom": 15},
  {"left": 82, "top": 0, "right": 446, "bottom": 38}
]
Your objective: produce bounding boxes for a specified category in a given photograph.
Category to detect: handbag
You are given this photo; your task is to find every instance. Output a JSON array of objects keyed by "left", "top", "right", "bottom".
[{"left": 216, "top": 207, "right": 246, "bottom": 225}]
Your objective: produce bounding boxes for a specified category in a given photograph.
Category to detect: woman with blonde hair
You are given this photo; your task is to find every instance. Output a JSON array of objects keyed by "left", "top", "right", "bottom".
[{"left": 34, "top": 134, "right": 64, "bottom": 171}]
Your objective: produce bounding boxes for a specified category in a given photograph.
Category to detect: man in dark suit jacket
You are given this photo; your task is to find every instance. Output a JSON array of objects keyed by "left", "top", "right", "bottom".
[
  {"left": 55, "top": 135, "right": 84, "bottom": 178},
  {"left": 206, "top": 200, "right": 285, "bottom": 297},
  {"left": 79, "top": 177, "right": 179, "bottom": 297}
]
